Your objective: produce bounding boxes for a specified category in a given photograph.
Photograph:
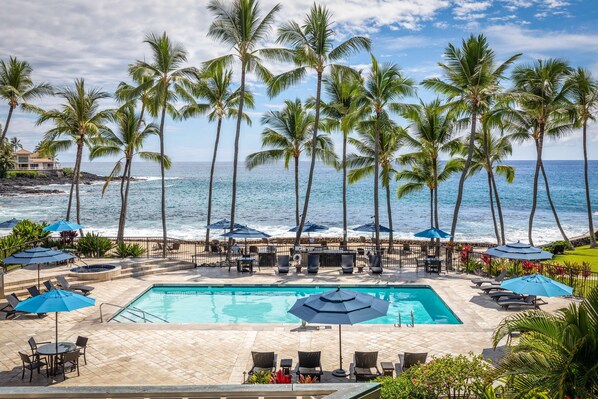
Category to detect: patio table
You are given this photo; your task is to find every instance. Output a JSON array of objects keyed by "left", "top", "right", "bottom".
[
  {"left": 236, "top": 257, "right": 255, "bottom": 273},
  {"left": 37, "top": 341, "right": 76, "bottom": 376}
]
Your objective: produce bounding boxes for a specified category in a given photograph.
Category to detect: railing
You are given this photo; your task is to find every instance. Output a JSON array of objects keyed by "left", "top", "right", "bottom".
[
  {"left": 99, "top": 302, "right": 169, "bottom": 324},
  {"left": 0, "top": 383, "right": 381, "bottom": 399}
]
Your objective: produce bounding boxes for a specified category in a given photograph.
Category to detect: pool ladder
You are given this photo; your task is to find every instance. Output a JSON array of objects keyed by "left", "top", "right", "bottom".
[
  {"left": 395, "top": 311, "right": 414, "bottom": 328},
  {"left": 100, "top": 302, "right": 169, "bottom": 323}
]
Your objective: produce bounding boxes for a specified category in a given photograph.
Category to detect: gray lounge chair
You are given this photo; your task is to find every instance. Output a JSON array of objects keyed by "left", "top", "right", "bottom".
[
  {"left": 351, "top": 351, "right": 381, "bottom": 381},
  {"left": 43, "top": 280, "right": 57, "bottom": 291},
  {"left": 27, "top": 286, "right": 42, "bottom": 298},
  {"left": 480, "top": 284, "right": 509, "bottom": 294},
  {"left": 56, "top": 275, "right": 94, "bottom": 296},
  {"left": 248, "top": 351, "right": 277, "bottom": 375},
  {"left": 307, "top": 254, "right": 320, "bottom": 274},
  {"left": 295, "top": 351, "right": 323, "bottom": 381},
  {"left": 488, "top": 291, "right": 523, "bottom": 301},
  {"left": 399, "top": 352, "right": 427, "bottom": 371},
  {"left": 277, "top": 255, "right": 290, "bottom": 274},
  {"left": 341, "top": 255, "right": 354, "bottom": 274},
  {"left": 498, "top": 295, "right": 543, "bottom": 310},
  {"left": 471, "top": 270, "right": 507, "bottom": 286},
  {"left": 370, "top": 255, "right": 383, "bottom": 274},
  {"left": 1, "top": 294, "right": 43, "bottom": 319}
]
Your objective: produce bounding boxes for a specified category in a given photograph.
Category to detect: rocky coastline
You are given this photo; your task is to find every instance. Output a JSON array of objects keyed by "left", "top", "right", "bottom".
[{"left": 0, "top": 171, "right": 107, "bottom": 196}]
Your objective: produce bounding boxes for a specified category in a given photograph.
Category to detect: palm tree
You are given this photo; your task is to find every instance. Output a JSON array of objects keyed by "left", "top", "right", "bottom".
[
  {"left": 178, "top": 66, "right": 254, "bottom": 250},
  {"left": 347, "top": 113, "right": 402, "bottom": 252},
  {"left": 492, "top": 287, "right": 598, "bottom": 398},
  {"left": 568, "top": 68, "right": 598, "bottom": 248},
  {"left": 246, "top": 99, "right": 337, "bottom": 225},
  {"left": 130, "top": 32, "right": 195, "bottom": 257},
  {"left": 0, "top": 57, "right": 53, "bottom": 144},
  {"left": 90, "top": 106, "right": 170, "bottom": 242},
  {"left": 360, "top": 55, "right": 415, "bottom": 251},
  {"left": 319, "top": 68, "right": 365, "bottom": 247},
  {"left": 269, "top": 4, "right": 371, "bottom": 247},
  {"left": 114, "top": 74, "right": 155, "bottom": 130},
  {"left": 510, "top": 59, "right": 574, "bottom": 247},
  {"left": 206, "top": 0, "right": 284, "bottom": 255},
  {"left": 422, "top": 34, "right": 520, "bottom": 243},
  {"left": 36, "top": 78, "right": 112, "bottom": 225}
]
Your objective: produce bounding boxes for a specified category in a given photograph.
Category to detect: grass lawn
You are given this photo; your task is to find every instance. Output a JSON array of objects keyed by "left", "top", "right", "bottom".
[{"left": 553, "top": 245, "right": 598, "bottom": 272}]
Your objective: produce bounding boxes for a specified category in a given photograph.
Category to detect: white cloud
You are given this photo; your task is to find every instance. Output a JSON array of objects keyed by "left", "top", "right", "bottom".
[{"left": 452, "top": 0, "right": 492, "bottom": 20}]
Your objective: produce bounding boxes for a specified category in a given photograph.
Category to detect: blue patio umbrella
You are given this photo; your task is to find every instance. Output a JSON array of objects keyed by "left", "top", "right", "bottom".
[
  {"left": 289, "top": 221, "right": 329, "bottom": 239},
  {"left": 353, "top": 222, "right": 393, "bottom": 234},
  {"left": 500, "top": 274, "right": 573, "bottom": 297},
  {"left": 221, "top": 226, "right": 271, "bottom": 253},
  {"left": 288, "top": 288, "right": 389, "bottom": 377},
  {"left": 15, "top": 289, "right": 95, "bottom": 353},
  {"left": 43, "top": 220, "right": 85, "bottom": 232},
  {"left": 2, "top": 247, "right": 75, "bottom": 289},
  {"left": 206, "top": 218, "right": 244, "bottom": 231},
  {"left": 485, "top": 241, "right": 553, "bottom": 261},
  {"left": 0, "top": 218, "right": 20, "bottom": 229},
  {"left": 414, "top": 227, "right": 452, "bottom": 239}
]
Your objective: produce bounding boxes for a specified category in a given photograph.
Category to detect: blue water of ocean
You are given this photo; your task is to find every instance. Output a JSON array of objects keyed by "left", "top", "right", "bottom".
[{"left": 0, "top": 160, "right": 596, "bottom": 244}]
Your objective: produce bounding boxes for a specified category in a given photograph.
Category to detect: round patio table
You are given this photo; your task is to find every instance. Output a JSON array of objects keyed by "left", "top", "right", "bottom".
[{"left": 38, "top": 341, "right": 76, "bottom": 376}]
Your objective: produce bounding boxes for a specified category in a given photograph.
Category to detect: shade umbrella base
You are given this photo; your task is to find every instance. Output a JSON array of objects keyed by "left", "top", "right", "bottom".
[{"left": 332, "top": 369, "right": 347, "bottom": 377}]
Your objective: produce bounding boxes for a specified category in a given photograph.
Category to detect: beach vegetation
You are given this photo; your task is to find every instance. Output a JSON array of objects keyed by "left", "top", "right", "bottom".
[
  {"left": 115, "top": 242, "right": 146, "bottom": 258},
  {"left": 11, "top": 220, "right": 50, "bottom": 242},
  {"left": 77, "top": 232, "right": 114, "bottom": 257}
]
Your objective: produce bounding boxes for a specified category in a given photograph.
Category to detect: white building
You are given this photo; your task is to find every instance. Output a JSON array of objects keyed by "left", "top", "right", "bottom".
[{"left": 12, "top": 149, "right": 60, "bottom": 171}]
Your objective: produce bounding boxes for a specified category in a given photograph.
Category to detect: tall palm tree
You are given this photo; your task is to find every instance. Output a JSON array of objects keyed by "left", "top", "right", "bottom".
[
  {"left": 178, "top": 66, "right": 254, "bottom": 250},
  {"left": 347, "top": 113, "right": 403, "bottom": 252},
  {"left": 90, "top": 106, "right": 170, "bottom": 242},
  {"left": 268, "top": 4, "right": 371, "bottom": 247},
  {"left": 36, "top": 78, "right": 112, "bottom": 225},
  {"left": 510, "top": 59, "right": 574, "bottom": 247},
  {"left": 360, "top": 55, "right": 415, "bottom": 251},
  {"left": 319, "top": 68, "right": 365, "bottom": 247},
  {"left": 246, "top": 99, "right": 337, "bottom": 225},
  {"left": 422, "top": 34, "right": 520, "bottom": 243},
  {"left": 492, "top": 287, "right": 598, "bottom": 399},
  {"left": 206, "top": 0, "right": 284, "bottom": 255},
  {"left": 568, "top": 68, "right": 598, "bottom": 248},
  {"left": 114, "top": 74, "right": 155, "bottom": 131},
  {"left": 0, "top": 57, "right": 53, "bottom": 144},
  {"left": 130, "top": 32, "right": 195, "bottom": 257}
]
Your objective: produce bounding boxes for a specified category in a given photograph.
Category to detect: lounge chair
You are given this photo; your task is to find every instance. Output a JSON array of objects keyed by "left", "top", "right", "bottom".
[
  {"left": 480, "top": 284, "right": 509, "bottom": 294},
  {"left": 488, "top": 291, "right": 523, "bottom": 302},
  {"left": 27, "top": 286, "right": 42, "bottom": 298},
  {"left": 370, "top": 255, "right": 383, "bottom": 274},
  {"left": 351, "top": 351, "right": 381, "bottom": 381},
  {"left": 341, "top": 254, "right": 354, "bottom": 274},
  {"left": 248, "top": 351, "right": 277, "bottom": 375},
  {"left": 167, "top": 242, "right": 181, "bottom": 252},
  {"left": 43, "top": 280, "right": 57, "bottom": 291},
  {"left": 295, "top": 351, "right": 323, "bottom": 381},
  {"left": 471, "top": 270, "right": 508, "bottom": 286},
  {"left": 498, "top": 295, "right": 544, "bottom": 310},
  {"left": 1, "top": 294, "right": 37, "bottom": 319},
  {"left": 307, "top": 254, "right": 320, "bottom": 274},
  {"left": 399, "top": 352, "right": 427, "bottom": 371},
  {"left": 277, "top": 255, "right": 290, "bottom": 274},
  {"left": 55, "top": 275, "right": 94, "bottom": 296}
]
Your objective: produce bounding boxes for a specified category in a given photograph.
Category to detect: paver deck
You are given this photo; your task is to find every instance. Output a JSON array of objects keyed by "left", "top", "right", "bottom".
[{"left": 0, "top": 263, "right": 574, "bottom": 386}]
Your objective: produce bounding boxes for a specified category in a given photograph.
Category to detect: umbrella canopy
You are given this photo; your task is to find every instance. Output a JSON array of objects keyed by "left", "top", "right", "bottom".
[
  {"left": 0, "top": 218, "right": 20, "bottom": 229},
  {"left": 288, "top": 222, "right": 329, "bottom": 234},
  {"left": 414, "top": 227, "right": 452, "bottom": 239},
  {"left": 485, "top": 241, "right": 553, "bottom": 261},
  {"left": 206, "top": 219, "right": 244, "bottom": 230},
  {"left": 2, "top": 247, "right": 75, "bottom": 289},
  {"left": 221, "top": 226, "right": 271, "bottom": 240},
  {"left": 352, "top": 222, "right": 393, "bottom": 233},
  {"left": 43, "top": 220, "right": 85, "bottom": 232},
  {"left": 15, "top": 289, "right": 95, "bottom": 353},
  {"left": 501, "top": 274, "right": 573, "bottom": 297},
  {"left": 289, "top": 288, "right": 389, "bottom": 377}
]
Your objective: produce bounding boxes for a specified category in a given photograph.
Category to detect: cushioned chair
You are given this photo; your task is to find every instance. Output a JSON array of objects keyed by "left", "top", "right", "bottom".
[
  {"left": 351, "top": 351, "right": 381, "bottom": 381},
  {"left": 370, "top": 255, "right": 383, "bottom": 274},
  {"left": 341, "top": 254, "right": 354, "bottom": 274},
  {"left": 307, "top": 254, "right": 320, "bottom": 274},
  {"left": 399, "top": 352, "right": 427, "bottom": 371},
  {"left": 295, "top": 351, "right": 323, "bottom": 381},
  {"left": 249, "top": 351, "right": 277, "bottom": 375},
  {"left": 277, "top": 255, "right": 290, "bottom": 274}
]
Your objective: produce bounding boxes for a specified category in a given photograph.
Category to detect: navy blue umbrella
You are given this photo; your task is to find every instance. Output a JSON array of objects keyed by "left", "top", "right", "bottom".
[
  {"left": 0, "top": 218, "right": 20, "bottom": 229},
  {"left": 485, "top": 242, "right": 553, "bottom": 261},
  {"left": 288, "top": 288, "right": 389, "bottom": 377},
  {"left": 221, "top": 226, "right": 271, "bottom": 253},
  {"left": 353, "top": 222, "right": 393, "bottom": 233},
  {"left": 289, "top": 221, "right": 329, "bottom": 239},
  {"left": 3, "top": 247, "right": 75, "bottom": 289},
  {"left": 414, "top": 227, "right": 452, "bottom": 239},
  {"left": 207, "top": 219, "right": 244, "bottom": 230}
]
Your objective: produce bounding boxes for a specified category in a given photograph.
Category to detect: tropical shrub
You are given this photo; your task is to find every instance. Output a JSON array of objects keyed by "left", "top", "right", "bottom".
[
  {"left": 77, "top": 232, "right": 114, "bottom": 257},
  {"left": 376, "top": 373, "right": 433, "bottom": 399},
  {"left": 4, "top": 170, "right": 41, "bottom": 178},
  {"left": 115, "top": 242, "right": 146, "bottom": 258},
  {"left": 62, "top": 167, "right": 74, "bottom": 178},
  {"left": 542, "top": 240, "right": 568, "bottom": 255},
  {"left": 246, "top": 370, "right": 271, "bottom": 384},
  {"left": 59, "top": 230, "right": 78, "bottom": 245},
  {"left": 11, "top": 220, "right": 50, "bottom": 242}
]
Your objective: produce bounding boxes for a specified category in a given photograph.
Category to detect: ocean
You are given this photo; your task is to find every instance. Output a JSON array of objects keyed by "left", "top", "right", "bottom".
[{"left": 1, "top": 160, "right": 596, "bottom": 244}]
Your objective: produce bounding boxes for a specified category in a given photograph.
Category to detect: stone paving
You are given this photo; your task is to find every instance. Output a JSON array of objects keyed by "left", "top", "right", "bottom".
[{"left": 0, "top": 264, "right": 574, "bottom": 387}]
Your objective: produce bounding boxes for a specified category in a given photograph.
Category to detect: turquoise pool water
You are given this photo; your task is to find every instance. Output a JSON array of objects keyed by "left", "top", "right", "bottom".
[{"left": 112, "top": 285, "right": 461, "bottom": 324}]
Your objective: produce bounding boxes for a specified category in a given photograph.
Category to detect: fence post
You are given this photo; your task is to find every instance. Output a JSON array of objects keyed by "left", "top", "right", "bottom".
[{"left": 146, "top": 238, "right": 149, "bottom": 259}]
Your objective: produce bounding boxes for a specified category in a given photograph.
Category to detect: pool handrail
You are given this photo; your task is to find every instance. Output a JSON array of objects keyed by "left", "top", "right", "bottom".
[{"left": 99, "top": 302, "right": 169, "bottom": 323}]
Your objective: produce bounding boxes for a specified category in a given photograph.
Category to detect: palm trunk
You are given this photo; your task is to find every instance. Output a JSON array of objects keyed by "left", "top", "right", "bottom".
[
  {"left": 123, "top": 159, "right": 133, "bottom": 240},
  {"left": 229, "top": 66, "right": 246, "bottom": 257},
  {"left": 159, "top": 91, "right": 168, "bottom": 258},
  {"left": 450, "top": 104, "right": 477, "bottom": 242},
  {"left": 433, "top": 158, "right": 439, "bottom": 229},
  {"left": 342, "top": 132, "right": 348, "bottom": 248},
  {"left": 294, "top": 70, "right": 323, "bottom": 247},
  {"left": 205, "top": 117, "right": 222, "bottom": 251},
  {"left": 73, "top": 142, "right": 84, "bottom": 235},
  {"left": 491, "top": 172, "right": 506, "bottom": 244},
  {"left": 528, "top": 135, "right": 542, "bottom": 246},
  {"left": 488, "top": 171, "right": 500, "bottom": 244},
  {"left": 385, "top": 182, "right": 393, "bottom": 253},
  {"left": 0, "top": 105, "right": 14, "bottom": 144},
  {"left": 117, "top": 157, "right": 131, "bottom": 242},
  {"left": 66, "top": 174, "right": 75, "bottom": 221},
  {"left": 582, "top": 119, "right": 596, "bottom": 247},
  {"left": 294, "top": 155, "right": 299, "bottom": 226},
  {"left": 429, "top": 189, "right": 434, "bottom": 228},
  {"left": 373, "top": 112, "right": 381, "bottom": 252},
  {"left": 540, "top": 161, "right": 572, "bottom": 248}
]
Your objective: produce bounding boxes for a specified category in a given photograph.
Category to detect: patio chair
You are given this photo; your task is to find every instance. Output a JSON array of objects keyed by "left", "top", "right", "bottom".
[
  {"left": 341, "top": 254, "right": 354, "bottom": 274},
  {"left": 351, "top": 351, "right": 381, "bottom": 381},
  {"left": 357, "top": 248, "right": 365, "bottom": 256},
  {"left": 152, "top": 242, "right": 163, "bottom": 251},
  {"left": 295, "top": 351, "right": 323, "bottom": 381},
  {"left": 498, "top": 295, "right": 544, "bottom": 310},
  {"left": 415, "top": 259, "right": 425, "bottom": 275},
  {"left": 277, "top": 255, "right": 290, "bottom": 274},
  {"left": 426, "top": 259, "right": 441, "bottom": 274},
  {"left": 56, "top": 275, "right": 94, "bottom": 296},
  {"left": 43, "top": 280, "right": 57, "bottom": 291},
  {"left": 56, "top": 349, "right": 80, "bottom": 380},
  {"left": 19, "top": 352, "right": 48, "bottom": 382},
  {"left": 167, "top": 242, "right": 181, "bottom": 252},
  {"left": 307, "top": 254, "right": 320, "bottom": 274},
  {"left": 1, "top": 294, "right": 28, "bottom": 319},
  {"left": 249, "top": 351, "right": 277, "bottom": 375},
  {"left": 399, "top": 352, "right": 427, "bottom": 371},
  {"left": 370, "top": 255, "right": 383, "bottom": 274},
  {"left": 249, "top": 245, "right": 259, "bottom": 254},
  {"left": 27, "top": 286, "right": 42, "bottom": 298},
  {"left": 76, "top": 336, "right": 89, "bottom": 365},
  {"left": 402, "top": 243, "right": 411, "bottom": 254},
  {"left": 471, "top": 270, "right": 508, "bottom": 286},
  {"left": 28, "top": 337, "right": 50, "bottom": 361}
]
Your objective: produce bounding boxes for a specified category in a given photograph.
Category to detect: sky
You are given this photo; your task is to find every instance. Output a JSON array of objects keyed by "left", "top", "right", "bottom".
[{"left": 1, "top": 0, "right": 598, "bottom": 163}]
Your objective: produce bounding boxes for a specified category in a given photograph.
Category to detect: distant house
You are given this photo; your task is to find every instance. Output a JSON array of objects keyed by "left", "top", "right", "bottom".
[{"left": 12, "top": 149, "right": 61, "bottom": 171}]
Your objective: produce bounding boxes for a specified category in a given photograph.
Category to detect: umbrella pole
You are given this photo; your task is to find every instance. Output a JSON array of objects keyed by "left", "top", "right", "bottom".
[
  {"left": 55, "top": 312, "right": 58, "bottom": 353},
  {"left": 37, "top": 264, "right": 40, "bottom": 291},
  {"left": 332, "top": 324, "right": 347, "bottom": 377}
]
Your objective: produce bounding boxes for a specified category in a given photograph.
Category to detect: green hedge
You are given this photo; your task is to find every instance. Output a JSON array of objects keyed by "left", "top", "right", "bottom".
[{"left": 5, "top": 170, "right": 42, "bottom": 178}]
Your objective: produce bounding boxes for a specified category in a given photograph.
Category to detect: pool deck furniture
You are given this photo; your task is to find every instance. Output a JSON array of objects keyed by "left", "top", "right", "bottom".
[
  {"left": 498, "top": 295, "right": 544, "bottom": 310},
  {"left": 37, "top": 341, "right": 77, "bottom": 376},
  {"left": 480, "top": 284, "right": 509, "bottom": 293},
  {"left": 27, "top": 286, "right": 42, "bottom": 298},
  {"left": 424, "top": 258, "right": 442, "bottom": 274},
  {"left": 1, "top": 293, "right": 32, "bottom": 319},
  {"left": 341, "top": 255, "right": 354, "bottom": 274},
  {"left": 488, "top": 291, "right": 523, "bottom": 301},
  {"left": 43, "top": 280, "right": 57, "bottom": 291},
  {"left": 399, "top": 352, "right": 427, "bottom": 371},
  {"left": 297, "top": 248, "right": 357, "bottom": 268},
  {"left": 295, "top": 351, "right": 323, "bottom": 382},
  {"left": 350, "top": 351, "right": 381, "bottom": 381},
  {"left": 370, "top": 255, "right": 383, "bottom": 274},
  {"left": 307, "top": 254, "right": 320, "bottom": 274},
  {"left": 277, "top": 255, "right": 290, "bottom": 274},
  {"left": 280, "top": 358, "right": 293, "bottom": 375},
  {"left": 380, "top": 361, "right": 394, "bottom": 377},
  {"left": 248, "top": 351, "right": 277, "bottom": 375},
  {"left": 56, "top": 275, "right": 94, "bottom": 296},
  {"left": 235, "top": 257, "right": 255, "bottom": 273},
  {"left": 18, "top": 352, "right": 48, "bottom": 382},
  {"left": 56, "top": 349, "right": 80, "bottom": 380},
  {"left": 471, "top": 270, "right": 508, "bottom": 286},
  {"left": 75, "top": 336, "right": 88, "bottom": 365}
]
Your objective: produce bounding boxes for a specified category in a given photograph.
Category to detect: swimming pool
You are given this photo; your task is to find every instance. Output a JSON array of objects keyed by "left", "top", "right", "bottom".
[{"left": 112, "top": 285, "right": 461, "bottom": 324}]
